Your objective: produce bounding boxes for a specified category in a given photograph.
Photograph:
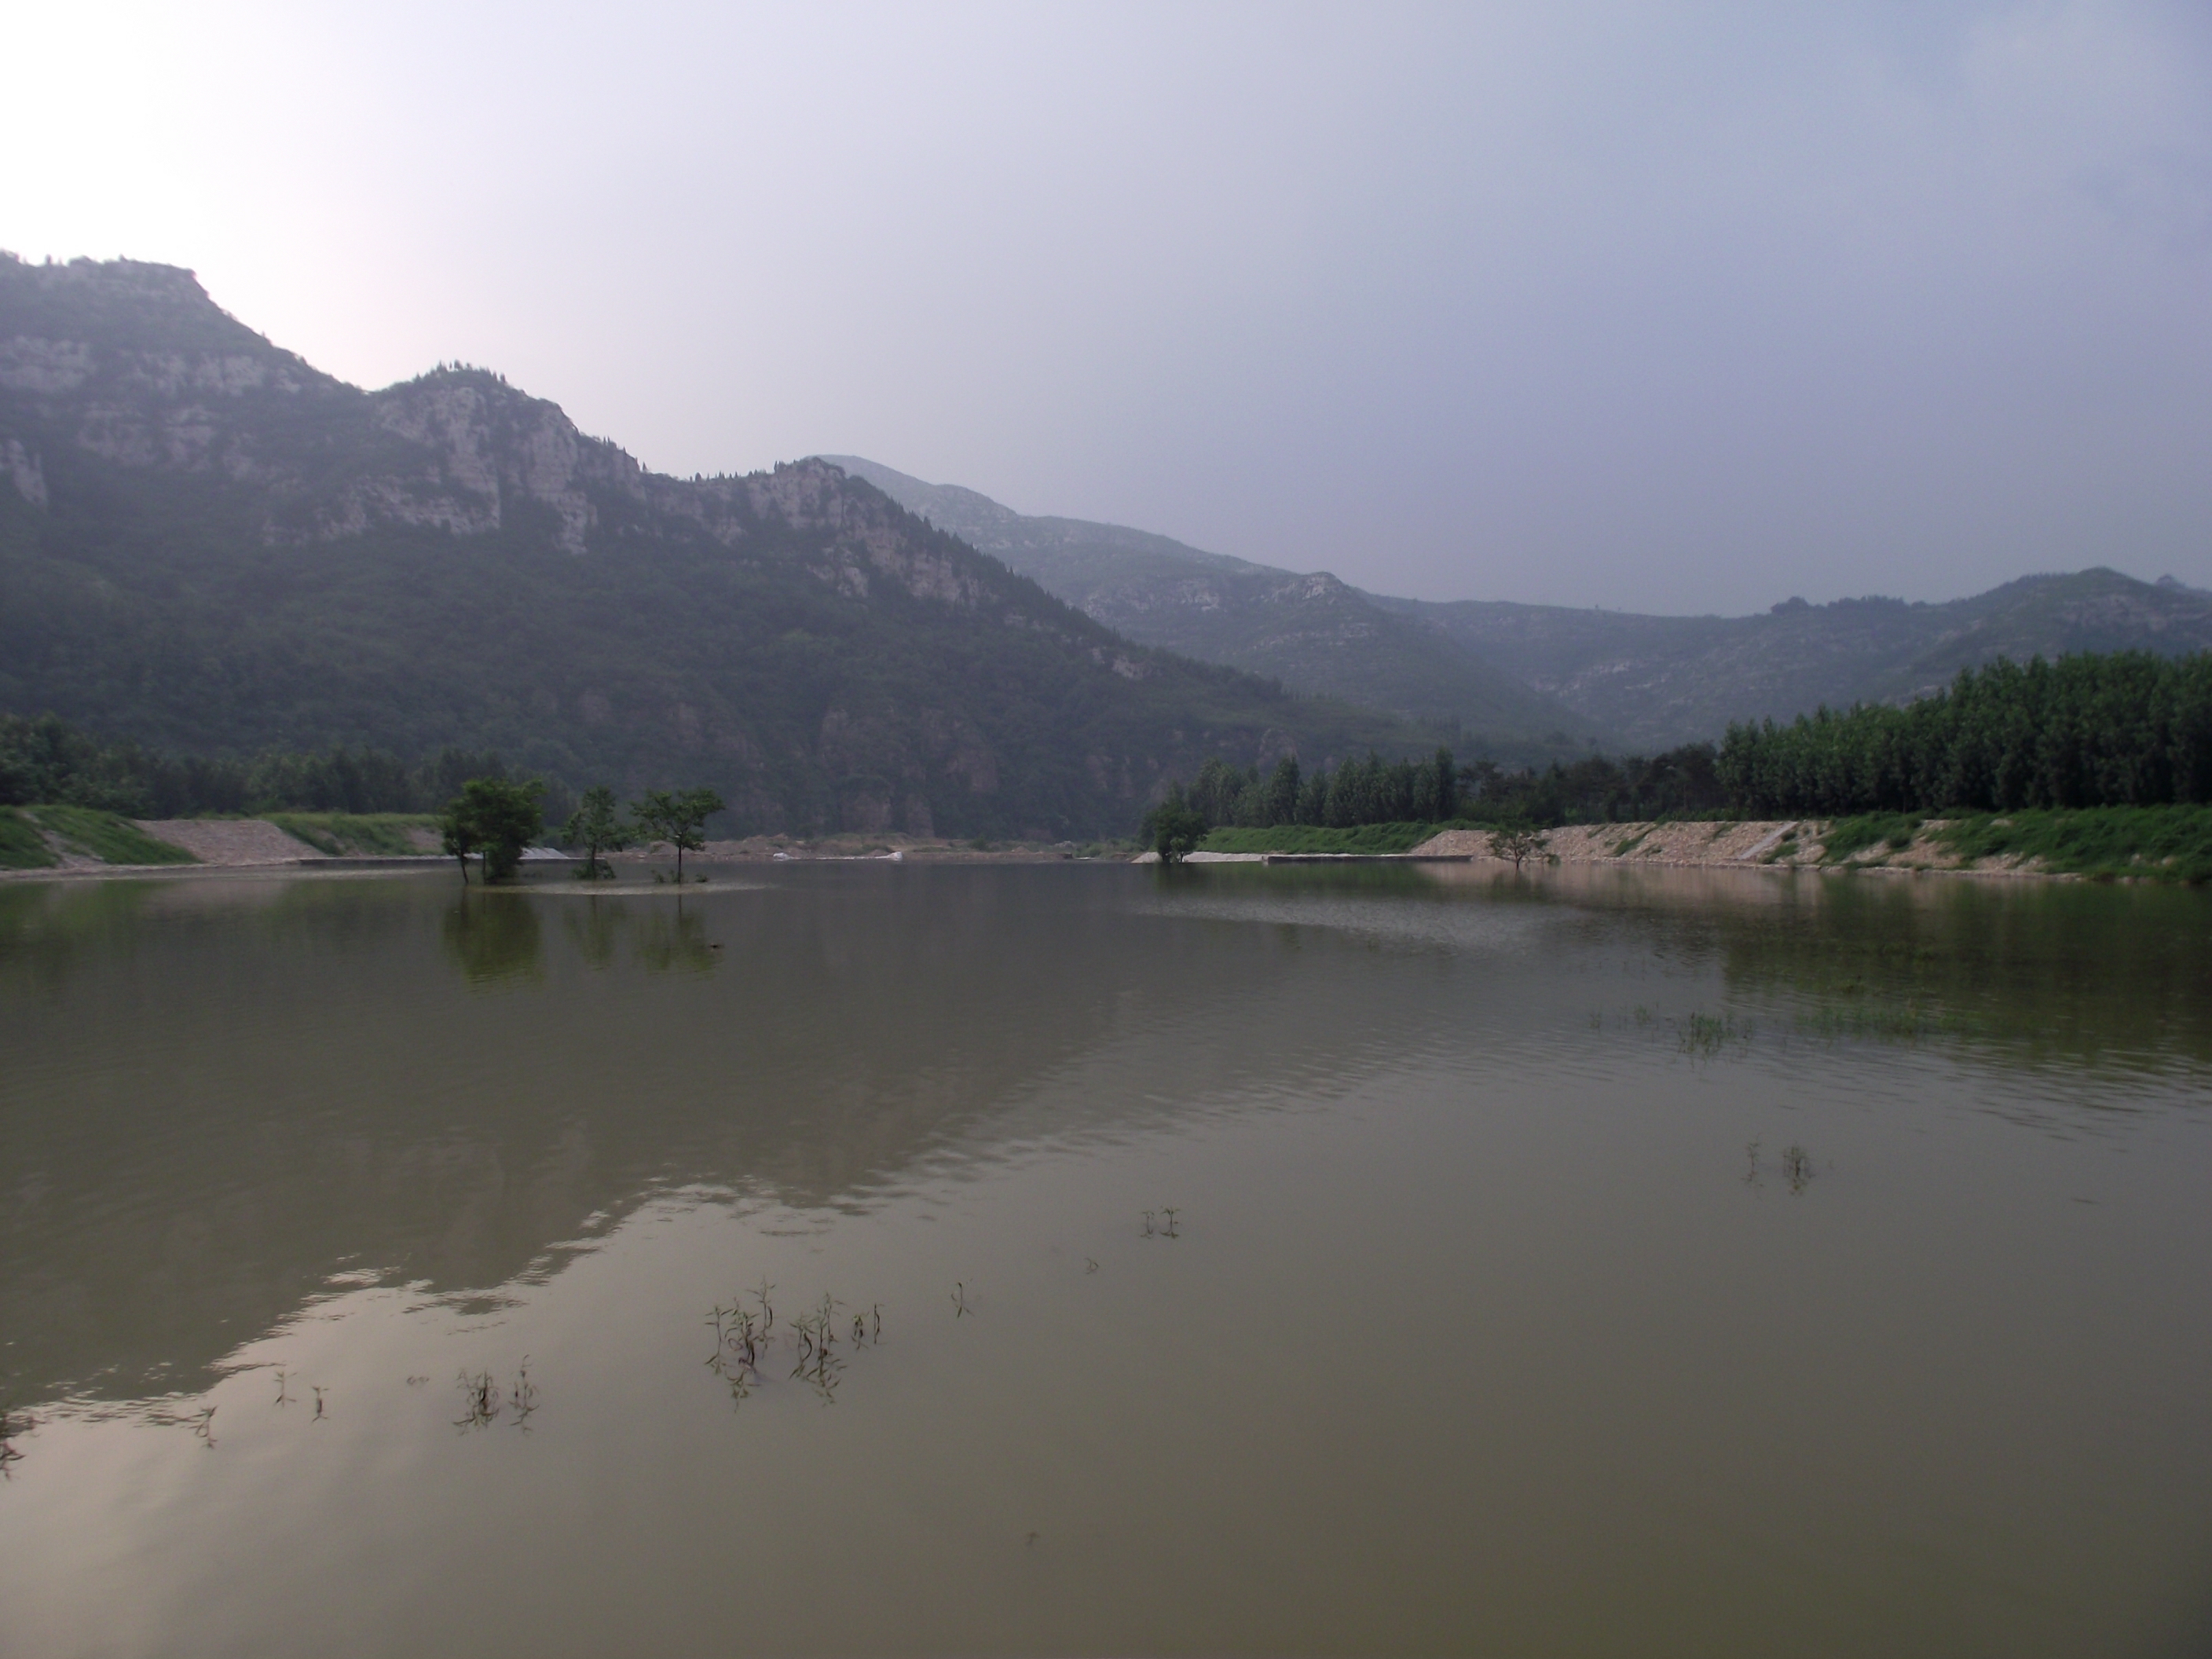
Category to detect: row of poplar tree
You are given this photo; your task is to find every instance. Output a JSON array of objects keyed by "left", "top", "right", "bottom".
[
  {"left": 0, "top": 713, "right": 510, "bottom": 819},
  {"left": 1165, "top": 742, "right": 1734, "bottom": 831},
  {"left": 1162, "top": 650, "right": 2212, "bottom": 830},
  {"left": 1716, "top": 650, "right": 2212, "bottom": 815},
  {"left": 1181, "top": 749, "right": 1463, "bottom": 830}
]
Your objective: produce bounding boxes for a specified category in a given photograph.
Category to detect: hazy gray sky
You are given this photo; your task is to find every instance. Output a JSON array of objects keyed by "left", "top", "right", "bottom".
[{"left": 8, "top": 2, "right": 2210, "bottom": 612}]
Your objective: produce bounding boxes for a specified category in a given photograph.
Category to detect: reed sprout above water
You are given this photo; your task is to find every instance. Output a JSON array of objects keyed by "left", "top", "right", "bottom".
[
  {"left": 1745, "top": 1139, "right": 1817, "bottom": 1196},
  {"left": 0, "top": 1404, "right": 31, "bottom": 1478},
  {"left": 705, "top": 1284, "right": 886, "bottom": 1407}
]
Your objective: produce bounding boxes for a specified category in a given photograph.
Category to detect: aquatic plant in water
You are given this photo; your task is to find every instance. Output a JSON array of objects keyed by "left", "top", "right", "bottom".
[
  {"left": 703, "top": 1284, "right": 884, "bottom": 1408},
  {"left": 1676, "top": 1011, "right": 1750, "bottom": 1057},
  {"left": 454, "top": 1370, "right": 503, "bottom": 1430},
  {"left": 0, "top": 1404, "right": 31, "bottom": 1478}
]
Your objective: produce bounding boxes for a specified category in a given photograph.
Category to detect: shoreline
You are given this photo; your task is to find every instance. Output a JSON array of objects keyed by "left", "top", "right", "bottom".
[
  {"left": 1402, "top": 821, "right": 2073, "bottom": 880},
  {"left": 0, "top": 821, "right": 1129, "bottom": 884},
  {"left": 0, "top": 816, "right": 2178, "bottom": 887}
]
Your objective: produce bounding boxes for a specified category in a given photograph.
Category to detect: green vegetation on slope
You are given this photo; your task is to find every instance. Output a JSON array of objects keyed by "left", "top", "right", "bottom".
[
  {"left": 1816, "top": 813, "right": 1928, "bottom": 863},
  {"left": 1930, "top": 808, "right": 2212, "bottom": 882},
  {"left": 1815, "top": 806, "right": 2212, "bottom": 882},
  {"left": 0, "top": 807, "right": 58, "bottom": 869},
  {"left": 262, "top": 813, "right": 437, "bottom": 856},
  {"left": 24, "top": 805, "right": 196, "bottom": 865}
]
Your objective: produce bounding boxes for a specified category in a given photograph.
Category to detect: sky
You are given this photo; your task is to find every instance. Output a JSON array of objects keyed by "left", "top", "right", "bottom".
[{"left": 6, "top": 1, "right": 2210, "bottom": 613}]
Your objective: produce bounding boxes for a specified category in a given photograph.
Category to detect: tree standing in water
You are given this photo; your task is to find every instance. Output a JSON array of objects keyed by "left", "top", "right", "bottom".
[
  {"left": 632, "top": 786, "right": 725, "bottom": 881},
  {"left": 440, "top": 801, "right": 482, "bottom": 883},
  {"left": 441, "top": 777, "right": 545, "bottom": 883},
  {"left": 1141, "top": 785, "right": 1207, "bottom": 864},
  {"left": 1488, "top": 819, "right": 1550, "bottom": 870},
  {"left": 563, "top": 784, "right": 631, "bottom": 880}
]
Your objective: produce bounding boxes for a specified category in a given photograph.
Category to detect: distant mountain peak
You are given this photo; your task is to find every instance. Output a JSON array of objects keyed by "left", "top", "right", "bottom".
[
  {"left": 826, "top": 456, "right": 1602, "bottom": 753},
  {"left": 817, "top": 456, "right": 1027, "bottom": 535},
  {"left": 0, "top": 257, "right": 1427, "bottom": 837}
]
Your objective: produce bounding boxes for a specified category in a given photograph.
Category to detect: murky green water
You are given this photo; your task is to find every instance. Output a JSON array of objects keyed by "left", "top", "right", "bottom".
[{"left": 2, "top": 862, "right": 2210, "bottom": 1657}]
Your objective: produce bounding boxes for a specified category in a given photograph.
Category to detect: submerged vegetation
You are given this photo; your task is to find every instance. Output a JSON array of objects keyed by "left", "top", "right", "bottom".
[
  {"left": 706, "top": 1282, "right": 887, "bottom": 1407},
  {"left": 1676, "top": 1010, "right": 1752, "bottom": 1057}
]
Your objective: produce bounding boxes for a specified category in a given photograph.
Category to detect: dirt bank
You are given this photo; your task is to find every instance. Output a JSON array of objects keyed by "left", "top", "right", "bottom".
[
  {"left": 135, "top": 819, "right": 331, "bottom": 865},
  {"left": 1410, "top": 820, "right": 2049, "bottom": 876}
]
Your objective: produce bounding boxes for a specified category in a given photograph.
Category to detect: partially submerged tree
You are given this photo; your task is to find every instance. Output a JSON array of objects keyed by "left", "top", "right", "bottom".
[
  {"left": 1488, "top": 820, "right": 1551, "bottom": 870},
  {"left": 441, "top": 776, "right": 546, "bottom": 883},
  {"left": 439, "top": 802, "right": 482, "bottom": 882},
  {"left": 562, "top": 784, "right": 631, "bottom": 880},
  {"left": 632, "top": 786, "right": 725, "bottom": 881},
  {"left": 1141, "top": 785, "right": 1207, "bottom": 864}
]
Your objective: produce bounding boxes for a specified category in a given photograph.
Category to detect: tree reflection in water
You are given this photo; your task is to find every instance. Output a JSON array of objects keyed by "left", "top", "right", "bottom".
[
  {"left": 440, "top": 895, "right": 544, "bottom": 986},
  {"left": 557, "top": 896, "right": 718, "bottom": 976},
  {"left": 631, "top": 901, "right": 717, "bottom": 976},
  {"left": 562, "top": 898, "right": 621, "bottom": 970}
]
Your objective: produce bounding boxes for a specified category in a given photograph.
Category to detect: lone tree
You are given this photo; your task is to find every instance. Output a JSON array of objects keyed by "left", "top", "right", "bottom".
[
  {"left": 632, "top": 786, "right": 725, "bottom": 881},
  {"left": 563, "top": 784, "right": 631, "bottom": 880},
  {"left": 1488, "top": 819, "right": 1551, "bottom": 871},
  {"left": 1141, "top": 785, "right": 1207, "bottom": 864},
  {"left": 441, "top": 776, "right": 546, "bottom": 884},
  {"left": 440, "top": 800, "right": 482, "bottom": 882}
]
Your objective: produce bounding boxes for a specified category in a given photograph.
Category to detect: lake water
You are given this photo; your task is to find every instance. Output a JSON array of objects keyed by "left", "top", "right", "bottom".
[{"left": 2, "top": 862, "right": 2209, "bottom": 1657}]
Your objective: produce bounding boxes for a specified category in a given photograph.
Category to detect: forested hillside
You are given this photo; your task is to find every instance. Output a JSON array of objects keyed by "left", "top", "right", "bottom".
[
  {"left": 0, "top": 255, "right": 1424, "bottom": 838},
  {"left": 1384, "top": 573, "right": 2212, "bottom": 749},
  {"left": 833, "top": 459, "right": 2212, "bottom": 753},
  {"left": 824, "top": 456, "right": 1602, "bottom": 757},
  {"left": 1719, "top": 651, "right": 2212, "bottom": 816}
]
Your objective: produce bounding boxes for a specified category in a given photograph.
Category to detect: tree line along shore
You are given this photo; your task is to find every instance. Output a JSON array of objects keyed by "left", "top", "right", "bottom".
[
  {"left": 6, "top": 650, "right": 2212, "bottom": 882},
  {"left": 9, "top": 806, "right": 2202, "bottom": 885}
]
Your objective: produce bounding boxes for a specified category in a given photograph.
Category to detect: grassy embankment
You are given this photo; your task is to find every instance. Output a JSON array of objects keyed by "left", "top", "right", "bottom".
[
  {"left": 1202, "top": 806, "right": 2212, "bottom": 881},
  {"left": 0, "top": 805, "right": 200, "bottom": 870},
  {"left": 1822, "top": 805, "right": 2212, "bottom": 882},
  {"left": 0, "top": 808, "right": 55, "bottom": 869},
  {"left": 262, "top": 813, "right": 439, "bottom": 855}
]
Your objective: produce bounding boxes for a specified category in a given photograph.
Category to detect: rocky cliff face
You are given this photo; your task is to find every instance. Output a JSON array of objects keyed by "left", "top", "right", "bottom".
[
  {"left": 0, "top": 255, "right": 1408, "bottom": 835},
  {"left": 0, "top": 259, "right": 987, "bottom": 585}
]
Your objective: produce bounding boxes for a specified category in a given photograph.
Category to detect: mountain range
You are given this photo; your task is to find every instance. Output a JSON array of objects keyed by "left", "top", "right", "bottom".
[
  {"left": 831, "top": 458, "right": 2212, "bottom": 753},
  {"left": 822, "top": 456, "right": 1600, "bottom": 756},
  {"left": 0, "top": 255, "right": 1424, "bottom": 839},
  {"left": 7, "top": 252, "right": 2208, "bottom": 840}
]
